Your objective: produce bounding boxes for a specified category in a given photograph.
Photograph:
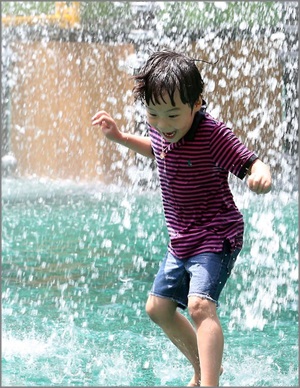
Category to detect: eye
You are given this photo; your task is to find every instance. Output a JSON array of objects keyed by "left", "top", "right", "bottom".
[
  {"left": 169, "top": 115, "right": 179, "bottom": 118},
  {"left": 148, "top": 112, "right": 157, "bottom": 117}
]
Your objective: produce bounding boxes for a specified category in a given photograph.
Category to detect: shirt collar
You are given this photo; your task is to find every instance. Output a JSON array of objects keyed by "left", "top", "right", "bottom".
[{"left": 184, "top": 100, "right": 207, "bottom": 141}]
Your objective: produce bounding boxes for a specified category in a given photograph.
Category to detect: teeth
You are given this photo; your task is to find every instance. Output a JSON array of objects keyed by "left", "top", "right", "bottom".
[{"left": 164, "top": 131, "right": 175, "bottom": 138}]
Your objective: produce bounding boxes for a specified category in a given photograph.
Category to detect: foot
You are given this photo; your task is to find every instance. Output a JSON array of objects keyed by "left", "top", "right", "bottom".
[
  {"left": 187, "top": 366, "right": 224, "bottom": 386},
  {"left": 187, "top": 375, "right": 200, "bottom": 387}
]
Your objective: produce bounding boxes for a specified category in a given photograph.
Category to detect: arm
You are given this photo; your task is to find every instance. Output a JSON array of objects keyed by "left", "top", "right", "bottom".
[
  {"left": 209, "top": 122, "right": 272, "bottom": 194},
  {"left": 91, "top": 110, "right": 154, "bottom": 159},
  {"left": 247, "top": 159, "right": 272, "bottom": 194}
]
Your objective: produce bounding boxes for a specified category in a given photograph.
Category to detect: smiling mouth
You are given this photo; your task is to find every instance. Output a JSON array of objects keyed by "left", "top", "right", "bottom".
[{"left": 163, "top": 131, "right": 176, "bottom": 139}]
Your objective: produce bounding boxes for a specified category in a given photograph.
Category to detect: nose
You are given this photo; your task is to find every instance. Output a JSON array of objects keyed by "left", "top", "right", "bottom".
[{"left": 156, "top": 118, "right": 169, "bottom": 133}]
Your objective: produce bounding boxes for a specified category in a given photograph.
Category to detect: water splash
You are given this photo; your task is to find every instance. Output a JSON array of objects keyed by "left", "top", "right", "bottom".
[{"left": 1, "top": 2, "right": 298, "bottom": 386}]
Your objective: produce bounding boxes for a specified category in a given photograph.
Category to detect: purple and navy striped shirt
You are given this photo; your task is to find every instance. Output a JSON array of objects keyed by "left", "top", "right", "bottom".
[{"left": 149, "top": 110, "right": 258, "bottom": 259}]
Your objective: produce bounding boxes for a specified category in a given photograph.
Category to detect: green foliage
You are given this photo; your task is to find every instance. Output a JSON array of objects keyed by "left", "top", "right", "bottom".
[
  {"left": 156, "top": 2, "right": 282, "bottom": 31},
  {"left": 79, "top": 1, "right": 133, "bottom": 30},
  {"left": 80, "top": 1, "right": 132, "bottom": 22},
  {"left": 2, "top": 1, "right": 55, "bottom": 16},
  {"left": 2, "top": 1, "right": 282, "bottom": 30}
]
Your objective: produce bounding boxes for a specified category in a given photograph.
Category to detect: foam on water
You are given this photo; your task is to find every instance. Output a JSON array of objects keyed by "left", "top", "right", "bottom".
[{"left": 2, "top": 324, "right": 298, "bottom": 386}]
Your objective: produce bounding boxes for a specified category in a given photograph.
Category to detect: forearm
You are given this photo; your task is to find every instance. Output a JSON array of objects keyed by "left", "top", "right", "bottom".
[
  {"left": 114, "top": 132, "right": 154, "bottom": 159},
  {"left": 91, "top": 110, "right": 154, "bottom": 159}
]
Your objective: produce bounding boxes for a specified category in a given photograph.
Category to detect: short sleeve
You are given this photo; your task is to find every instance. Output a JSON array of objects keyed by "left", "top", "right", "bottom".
[{"left": 209, "top": 123, "right": 258, "bottom": 179}]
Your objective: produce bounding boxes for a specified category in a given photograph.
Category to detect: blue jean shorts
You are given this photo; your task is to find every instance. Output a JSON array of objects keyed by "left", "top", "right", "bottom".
[{"left": 150, "top": 240, "right": 240, "bottom": 308}]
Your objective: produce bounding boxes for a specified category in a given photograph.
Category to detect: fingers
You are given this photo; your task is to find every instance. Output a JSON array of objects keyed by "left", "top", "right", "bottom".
[
  {"left": 91, "top": 110, "right": 121, "bottom": 142},
  {"left": 91, "top": 110, "right": 110, "bottom": 127},
  {"left": 247, "top": 159, "right": 272, "bottom": 194},
  {"left": 248, "top": 174, "right": 272, "bottom": 194}
]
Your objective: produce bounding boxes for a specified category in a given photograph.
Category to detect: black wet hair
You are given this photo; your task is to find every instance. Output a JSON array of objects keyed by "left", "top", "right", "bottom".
[{"left": 132, "top": 50, "right": 204, "bottom": 109}]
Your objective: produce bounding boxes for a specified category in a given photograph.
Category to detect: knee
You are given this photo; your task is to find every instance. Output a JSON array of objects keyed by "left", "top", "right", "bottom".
[
  {"left": 145, "top": 297, "right": 156, "bottom": 320},
  {"left": 145, "top": 296, "right": 176, "bottom": 325},
  {"left": 145, "top": 297, "right": 163, "bottom": 323},
  {"left": 188, "top": 296, "right": 217, "bottom": 324}
]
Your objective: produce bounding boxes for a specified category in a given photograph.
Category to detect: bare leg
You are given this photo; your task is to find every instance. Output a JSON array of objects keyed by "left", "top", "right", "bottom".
[
  {"left": 146, "top": 295, "right": 201, "bottom": 385},
  {"left": 188, "top": 296, "right": 223, "bottom": 387}
]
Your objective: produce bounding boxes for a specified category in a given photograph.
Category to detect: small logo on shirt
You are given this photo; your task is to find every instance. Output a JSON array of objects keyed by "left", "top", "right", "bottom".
[{"left": 187, "top": 160, "right": 193, "bottom": 167}]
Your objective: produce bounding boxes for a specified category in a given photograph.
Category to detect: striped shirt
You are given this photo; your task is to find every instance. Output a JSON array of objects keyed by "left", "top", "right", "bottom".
[{"left": 149, "top": 110, "right": 258, "bottom": 259}]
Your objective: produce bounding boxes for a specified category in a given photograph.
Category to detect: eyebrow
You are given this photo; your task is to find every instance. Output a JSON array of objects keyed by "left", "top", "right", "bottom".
[
  {"left": 147, "top": 107, "right": 181, "bottom": 113},
  {"left": 166, "top": 107, "right": 180, "bottom": 112}
]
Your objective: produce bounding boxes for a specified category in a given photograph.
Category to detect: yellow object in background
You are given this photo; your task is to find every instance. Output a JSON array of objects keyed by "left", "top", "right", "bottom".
[{"left": 2, "top": 2, "right": 80, "bottom": 28}]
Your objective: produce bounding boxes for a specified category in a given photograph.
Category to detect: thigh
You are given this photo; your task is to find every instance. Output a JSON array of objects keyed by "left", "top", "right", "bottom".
[
  {"left": 150, "top": 251, "right": 190, "bottom": 309},
  {"left": 186, "top": 245, "right": 240, "bottom": 306}
]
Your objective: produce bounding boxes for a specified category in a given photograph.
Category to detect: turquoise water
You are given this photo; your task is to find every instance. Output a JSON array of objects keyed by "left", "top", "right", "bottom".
[{"left": 2, "top": 178, "right": 298, "bottom": 386}]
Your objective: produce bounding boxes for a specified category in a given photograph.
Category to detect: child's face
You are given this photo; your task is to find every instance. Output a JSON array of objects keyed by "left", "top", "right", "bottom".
[{"left": 145, "top": 89, "right": 200, "bottom": 143}]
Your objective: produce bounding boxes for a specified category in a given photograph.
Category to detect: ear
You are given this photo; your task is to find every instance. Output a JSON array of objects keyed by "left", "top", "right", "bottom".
[{"left": 194, "top": 96, "right": 203, "bottom": 111}]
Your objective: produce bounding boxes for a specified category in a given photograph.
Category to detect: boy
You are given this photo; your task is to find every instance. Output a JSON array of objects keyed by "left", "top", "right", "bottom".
[{"left": 91, "top": 50, "right": 272, "bottom": 386}]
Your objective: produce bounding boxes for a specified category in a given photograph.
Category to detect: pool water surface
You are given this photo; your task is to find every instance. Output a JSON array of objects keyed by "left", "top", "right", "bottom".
[{"left": 2, "top": 178, "right": 298, "bottom": 386}]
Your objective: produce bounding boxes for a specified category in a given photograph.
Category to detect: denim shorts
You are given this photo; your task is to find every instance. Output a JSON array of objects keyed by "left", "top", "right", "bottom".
[{"left": 150, "top": 240, "right": 240, "bottom": 309}]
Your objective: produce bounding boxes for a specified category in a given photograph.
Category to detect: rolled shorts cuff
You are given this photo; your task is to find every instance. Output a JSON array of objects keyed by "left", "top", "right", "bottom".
[
  {"left": 149, "top": 291, "right": 187, "bottom": 309},
  {"left": 188, "top": 293, "right": 218, "bottom": 306},
  {"left": 149, "top": 291, "right": 219, "bottom": 309}
]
